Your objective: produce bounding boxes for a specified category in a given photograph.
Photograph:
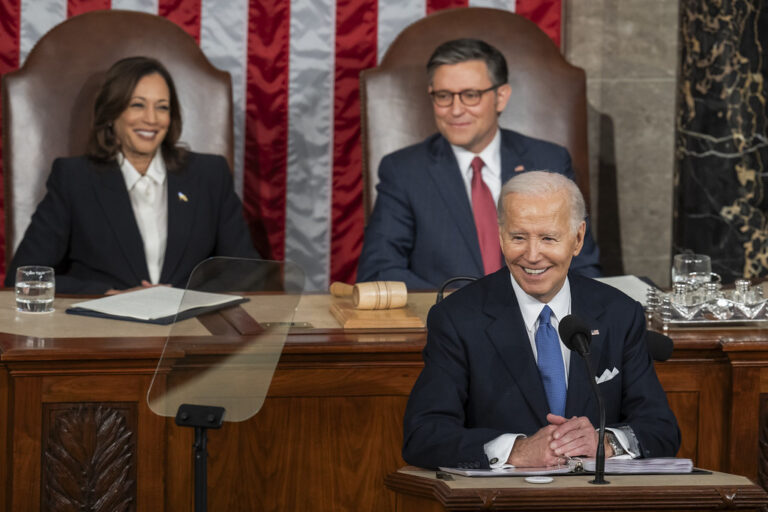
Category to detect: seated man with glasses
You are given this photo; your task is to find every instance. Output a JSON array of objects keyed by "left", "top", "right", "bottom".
[{"left": 357, "top": 38, "right": 601, "bottom": 289}]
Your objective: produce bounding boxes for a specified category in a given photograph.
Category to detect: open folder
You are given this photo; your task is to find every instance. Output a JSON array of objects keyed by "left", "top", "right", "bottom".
[
  {"left": 66, "top": 286, "right": 248, "bottom": 325},
  {"left": 439, "top": 457, "right": 695, "bottom": 477}
]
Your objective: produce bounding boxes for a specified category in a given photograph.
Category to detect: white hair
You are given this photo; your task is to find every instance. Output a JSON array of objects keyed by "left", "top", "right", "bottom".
[{"left": 497, "top": 171, "right": 586, "bottom": 233}]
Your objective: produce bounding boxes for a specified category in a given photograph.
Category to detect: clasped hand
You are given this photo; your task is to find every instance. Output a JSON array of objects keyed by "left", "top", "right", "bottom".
[{"left": 507, "top": 413, "right": 603, "bottom": 467}]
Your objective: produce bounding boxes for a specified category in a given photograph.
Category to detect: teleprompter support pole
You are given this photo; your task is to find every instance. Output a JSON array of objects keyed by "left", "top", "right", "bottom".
[{"left": 175, "top": 404, "right": 226, "bottom": 512}]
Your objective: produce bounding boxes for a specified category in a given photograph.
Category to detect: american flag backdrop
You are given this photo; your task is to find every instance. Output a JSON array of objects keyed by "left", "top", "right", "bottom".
[{"left": 0, "top": 0, "right": 562, "bottom": 291}]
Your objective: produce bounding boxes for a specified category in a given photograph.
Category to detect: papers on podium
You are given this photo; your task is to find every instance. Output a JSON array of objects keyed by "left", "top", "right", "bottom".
[
  {"left": 66, "top": 286, "right": 247, "bottom": 324},
  {"left": 439, "top": 457, "right": 694, "bottom": 477},
  {"left": 582, "top": 456, "right": 693, "bottom": 473},
  {"left": 595, "top": 275, "right": 655, "bottom": 306},
  {"left": 439, "top": 465, "right": 573, "bottom": 477}
]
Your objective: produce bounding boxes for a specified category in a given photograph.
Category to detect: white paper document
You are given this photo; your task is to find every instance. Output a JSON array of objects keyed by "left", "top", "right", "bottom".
[
  {"left": 438, "top": 465, "right": 573, "bottom": 477},
  {"left": 595, "top": 275, "right": 657, "bottom": 306},
  {"left": 67, "top": 286, "right": 246, "bottom": 324}
]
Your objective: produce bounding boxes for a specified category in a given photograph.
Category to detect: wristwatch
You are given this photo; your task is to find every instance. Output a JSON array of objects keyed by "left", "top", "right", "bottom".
[{"left": 605, "top": 431, "right": 625, "bottom": 456}]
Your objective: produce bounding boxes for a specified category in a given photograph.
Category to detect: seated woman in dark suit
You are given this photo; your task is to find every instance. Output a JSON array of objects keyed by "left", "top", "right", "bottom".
[{"left": 4, "top": 56, "right": 259, "bottom": 294}]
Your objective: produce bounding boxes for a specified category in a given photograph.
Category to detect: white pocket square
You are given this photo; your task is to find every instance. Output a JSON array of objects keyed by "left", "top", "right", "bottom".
[{"left": 595, "top": 367, "right": 619, "bottom": 384}]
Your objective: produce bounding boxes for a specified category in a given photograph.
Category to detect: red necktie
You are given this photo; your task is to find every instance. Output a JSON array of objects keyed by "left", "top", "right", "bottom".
[{"left": 470, "top": 156, "right": 501, "bottom": 274}]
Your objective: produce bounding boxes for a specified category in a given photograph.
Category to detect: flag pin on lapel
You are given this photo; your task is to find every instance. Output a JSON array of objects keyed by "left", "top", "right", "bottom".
[
  {"left": 591, "top": 329, "right": 600, "bottom": 335},
  {"left": 514, "top": 165, "right": 525, "bottom": 172},
  {"left": 178, "top": 191, "right": 189, "bottom": 202}
]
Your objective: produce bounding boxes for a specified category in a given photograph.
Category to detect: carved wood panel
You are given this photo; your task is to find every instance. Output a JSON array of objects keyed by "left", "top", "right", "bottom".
[{"left": 41, "top": 403, "right": 137, "bottom": 512}]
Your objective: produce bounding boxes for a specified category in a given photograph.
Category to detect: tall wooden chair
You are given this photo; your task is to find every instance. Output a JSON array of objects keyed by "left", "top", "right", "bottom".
[
  {"left": 360, "top": 7, "right": 589, "bottom": 219},
  {"left": 2, "top": 10, "right": 234, "bottom": 263}
]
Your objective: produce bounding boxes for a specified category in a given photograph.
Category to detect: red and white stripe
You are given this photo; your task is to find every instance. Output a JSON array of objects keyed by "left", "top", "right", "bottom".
[{"left": 0, "top": 0, "right": 562, "bottom": 290}]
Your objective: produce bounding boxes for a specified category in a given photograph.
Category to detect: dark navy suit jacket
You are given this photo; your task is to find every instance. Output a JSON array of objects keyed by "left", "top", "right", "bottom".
[
  {"left": 402, "top": 269, "right": 680, "bottom": 470},
  {"left": 5, "top": 152, "right": 258, "bottom": 294},
  {"left": 357, "top": 129, "right": 601, "bottom": 289}
]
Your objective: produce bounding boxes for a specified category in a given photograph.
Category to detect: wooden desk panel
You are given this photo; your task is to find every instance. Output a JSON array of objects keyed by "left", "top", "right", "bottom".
[
  {"left": 163, "top": 341, "right": 424, "bottom": 511},
  {"left": 3, "top": 354, "right": 170, "bottom": 511},
  {"left": 655, "top": 359, "right": 730, "bottom": 469}
]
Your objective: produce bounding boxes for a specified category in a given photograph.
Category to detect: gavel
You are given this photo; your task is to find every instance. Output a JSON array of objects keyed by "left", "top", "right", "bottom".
[{"left": 329, "top": 281, "right": 408, "bottom": 310}]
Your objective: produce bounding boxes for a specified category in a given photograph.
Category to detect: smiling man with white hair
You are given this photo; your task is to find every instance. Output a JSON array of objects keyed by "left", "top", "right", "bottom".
[{"left": 402, "top": 170, "right": 679, "bottom": 470}]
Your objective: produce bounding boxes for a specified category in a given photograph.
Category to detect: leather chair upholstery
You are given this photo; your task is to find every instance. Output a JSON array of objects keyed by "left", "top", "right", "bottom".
[
  {"left": 360, "top": 7, "right": 589, "bottom": 219},
  {"left": 2, "top": 10, "right": 234, "bottom": 264}
]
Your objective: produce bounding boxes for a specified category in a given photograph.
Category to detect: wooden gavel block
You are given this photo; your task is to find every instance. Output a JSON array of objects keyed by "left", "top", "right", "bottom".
[{"left": 329, "top": 281, "right": 408, "bottom": 310}]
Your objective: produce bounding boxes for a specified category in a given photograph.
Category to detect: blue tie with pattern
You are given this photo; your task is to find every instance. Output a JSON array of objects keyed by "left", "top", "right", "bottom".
[{"left": 535, "top": 305, "right": 566, "bottom": 416}]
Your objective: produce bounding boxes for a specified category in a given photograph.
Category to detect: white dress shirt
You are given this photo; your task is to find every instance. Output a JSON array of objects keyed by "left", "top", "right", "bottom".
[
  {"left": 450, "top": 128, "right": 502, "bottom": 206},
  {"left": 119, "top": 152, "right": 168, "bottom": 284},
  {"left": 484, "top": 277, "right": 635, "bottom": 467}
]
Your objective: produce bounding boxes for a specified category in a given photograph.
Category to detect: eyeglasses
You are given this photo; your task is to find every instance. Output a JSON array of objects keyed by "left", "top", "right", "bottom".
[{"left": 429, "top": 84, "right": 502, "bottom": 107}]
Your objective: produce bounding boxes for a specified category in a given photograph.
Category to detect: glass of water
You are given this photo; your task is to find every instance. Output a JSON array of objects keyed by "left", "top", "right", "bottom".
[
  {"left": 672, "top": 254, "right": 712, "bottom": 288},
  {"left": 15, "top": 266, "right": 55, "bottom": 313}
]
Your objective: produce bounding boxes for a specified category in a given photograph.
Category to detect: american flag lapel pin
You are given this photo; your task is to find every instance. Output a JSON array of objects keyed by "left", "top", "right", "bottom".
[
  {"left": 178, "top": 191, "right": 189, "bottom": 202},
  {"left": 591, "top": 329, "right": 600, "bottom": 336}
]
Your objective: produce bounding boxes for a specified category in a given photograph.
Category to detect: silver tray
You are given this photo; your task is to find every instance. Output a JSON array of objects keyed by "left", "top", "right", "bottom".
[
  {"left": 646, "top": 282, "right": 768, "bottom": 330},
  {"left": 648, "top": 311, "right": 768, "bottom": 330}
]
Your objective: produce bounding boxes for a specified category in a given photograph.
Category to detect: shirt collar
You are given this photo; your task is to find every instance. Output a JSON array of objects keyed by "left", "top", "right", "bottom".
[
  {"left": 119, "top": 151, "right": 167, "bottom": 190},
  {"left": 510, "top": 274, "right": 572, "bottom": 331},
  {"left": 450, "top": 128, "right": 501, "bottom": 182}
]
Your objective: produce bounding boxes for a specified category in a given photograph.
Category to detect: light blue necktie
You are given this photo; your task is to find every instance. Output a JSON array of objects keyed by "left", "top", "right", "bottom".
[{"left": 535, "top": 305, "right": 566, "bottom": 416}]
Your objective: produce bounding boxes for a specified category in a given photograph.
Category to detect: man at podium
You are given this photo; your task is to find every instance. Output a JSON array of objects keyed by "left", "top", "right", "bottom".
[{"left": 402, "top": 171, "right": 679, "bottom": 470}]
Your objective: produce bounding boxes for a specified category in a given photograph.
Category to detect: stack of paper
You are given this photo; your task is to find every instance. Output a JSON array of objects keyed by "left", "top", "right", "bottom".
[
  {"left": 66, "top": 287, "right": 247, "bottom": 325},
  {"left": 583, "top": 456, "right": 693, "bottom": 474},
  {"left": 438, "top": 457, "right": 694, "bottom": 477}
]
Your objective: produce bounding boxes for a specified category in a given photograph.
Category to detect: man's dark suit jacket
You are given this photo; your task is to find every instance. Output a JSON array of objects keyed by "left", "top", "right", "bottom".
[
  {"left": 402, "top": 269, "right": 680, "bottom": 470},
  {"left": 357, "top": 129, "right": 601, "bottom": 289},
  {"left": 5, "top": 152, "right": 258, "bottom": 294}
]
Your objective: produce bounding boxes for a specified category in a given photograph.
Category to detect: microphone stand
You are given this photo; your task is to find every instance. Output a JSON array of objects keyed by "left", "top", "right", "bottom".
[
  {"left": 436, "top": 276, "right": 477, "bottom": 303},
  {"left": 580, "top": 350, "right": 608, "bottom": 485}
]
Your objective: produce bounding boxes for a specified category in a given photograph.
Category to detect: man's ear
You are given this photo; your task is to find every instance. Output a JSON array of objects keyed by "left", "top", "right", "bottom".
[
  {"left": 495, "top": 83, "right": 512, "bottom": 113},
  {"left": 572, "top": 221, "right": 586, "bottom": 256}
]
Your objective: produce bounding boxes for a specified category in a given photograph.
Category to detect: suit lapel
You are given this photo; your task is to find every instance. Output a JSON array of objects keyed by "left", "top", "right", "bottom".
[
  {"left": 426, "top": 136, "right": 483, "bottom": 273},
  {"left": 162, "top": 167, "right": 196, "bottom": 283},
  {"left": 483, "top": 270, "right": 551, "bottom": 427},
  {"left": 564, "top": 276, "right": 607, "bottom": 418},
  {"left": 500, "top": 129, "right": 535, "bottom": 183},
  {"left": 92, "top": 161, "right": 150, "bottom": 282}
]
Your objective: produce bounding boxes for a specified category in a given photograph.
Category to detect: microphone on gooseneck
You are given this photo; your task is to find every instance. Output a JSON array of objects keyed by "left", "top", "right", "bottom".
[
  {"left": 435, "top": 276, "right": 477, "bottom": 303},
  {"left": 558, "top": 314, "right": 609, "bottom": 485}
]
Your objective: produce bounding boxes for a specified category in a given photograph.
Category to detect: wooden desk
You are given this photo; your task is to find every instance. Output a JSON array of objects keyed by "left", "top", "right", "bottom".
[
  {"left": 0, "top": 291, "right": 766, "bottom": 511},
  {"left": 0, "top": 291, "right": 430, "bottom": 512},
  {"left": 385, "top": 467, "right": 768, "bottom": 511}
]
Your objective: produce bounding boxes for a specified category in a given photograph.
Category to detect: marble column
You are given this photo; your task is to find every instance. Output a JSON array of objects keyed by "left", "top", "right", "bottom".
[{"left": 674, "top": 0, "right": 768, "bottom": 282}]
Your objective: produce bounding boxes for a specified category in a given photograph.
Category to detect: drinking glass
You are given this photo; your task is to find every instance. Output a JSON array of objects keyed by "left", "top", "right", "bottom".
[
  {"left": 15, "top": 266, "right": 55, "bottom": 313},
  {"left": 672, "top": 254, "right": 712, "bottom": 288}
]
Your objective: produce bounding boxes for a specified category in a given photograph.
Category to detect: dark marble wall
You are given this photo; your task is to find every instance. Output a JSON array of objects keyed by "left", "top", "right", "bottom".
[{"left": 675, "top": 0, "right": 768, "bottom": 283}]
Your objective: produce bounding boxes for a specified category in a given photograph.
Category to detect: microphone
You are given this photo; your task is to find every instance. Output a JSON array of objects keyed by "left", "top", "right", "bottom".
[
  {"left": 646, "top": 331, "right": 674, "bottom": 362},
  {"left": 558, "top": 315, "right": 591, "bottom": 356},
  {"left": 435, "top": 276, "right": 477, "bottom": 303},
  {"left": 558, "top": 314, "right": 609, "bottom": 485}
]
